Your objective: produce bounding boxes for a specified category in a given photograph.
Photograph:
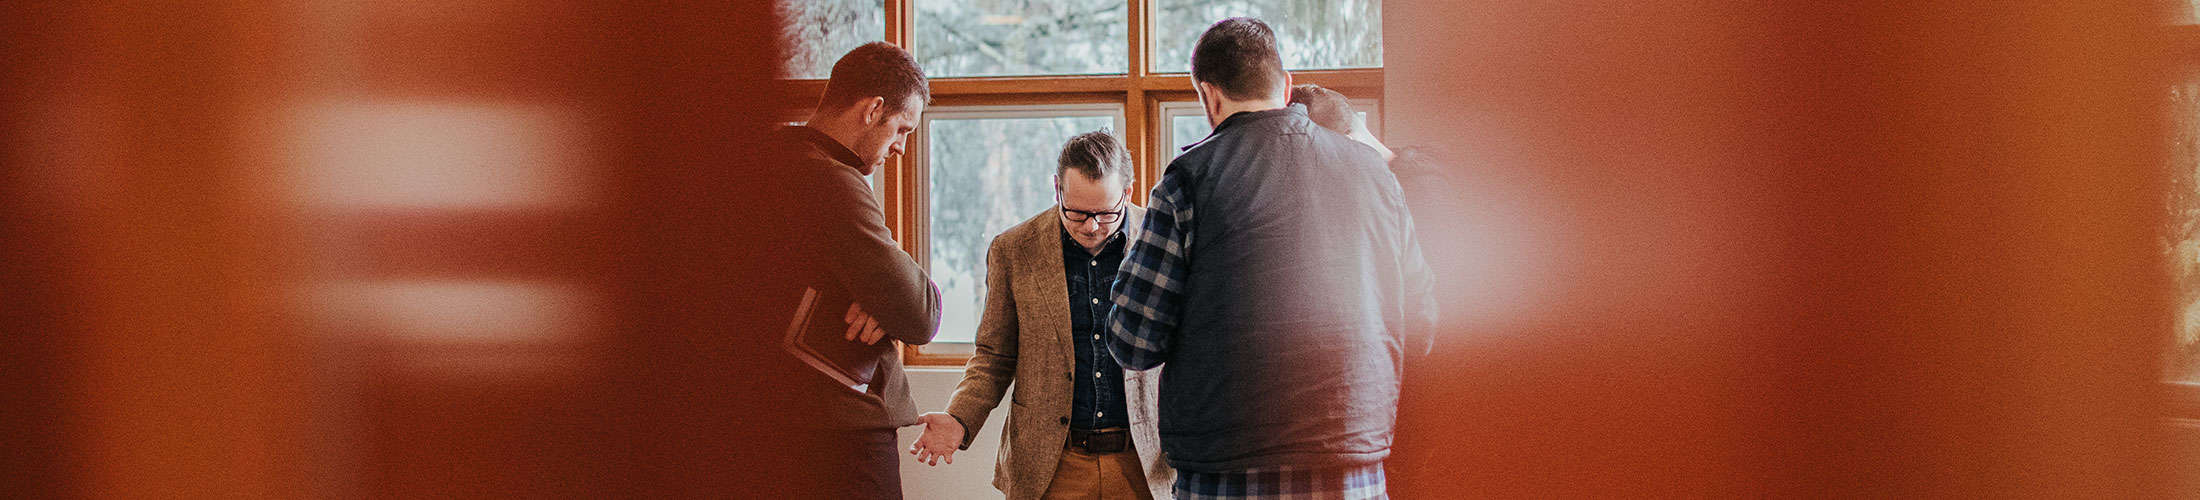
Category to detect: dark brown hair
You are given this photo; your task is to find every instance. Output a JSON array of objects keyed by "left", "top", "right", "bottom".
[
  {"left": 1191, "top": 18, "right": 1286, "bottom": 101},
  {"left": 1057, "top": 130, "right": 1132, "bottom": 185},
  {"left": 818, "top": 42, "right": 930, "bottom": 113}
]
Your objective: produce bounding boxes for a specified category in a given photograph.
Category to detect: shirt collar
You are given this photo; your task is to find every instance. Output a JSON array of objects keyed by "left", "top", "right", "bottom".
[
  {"left": 788, "top": 125, "right": 869, "bottom": 174},
  {"left": 1060, "top": 220, "right": 1128, "bottom": 258}
]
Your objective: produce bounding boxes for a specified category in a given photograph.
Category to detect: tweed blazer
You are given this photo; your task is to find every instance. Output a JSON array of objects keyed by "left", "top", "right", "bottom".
[{"left": 943, "top": 206, "right": 1173, "bottom": 500}]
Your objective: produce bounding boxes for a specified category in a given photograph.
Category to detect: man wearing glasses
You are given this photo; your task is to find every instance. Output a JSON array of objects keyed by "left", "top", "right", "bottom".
[{"left": 909, "top": 130, "right": 1176, "bottom": 500}]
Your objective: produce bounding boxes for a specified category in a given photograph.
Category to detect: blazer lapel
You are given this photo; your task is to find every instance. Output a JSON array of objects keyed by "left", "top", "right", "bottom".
[{"left": 1031, "top": 209, "right": 1074, "bottom": 371}]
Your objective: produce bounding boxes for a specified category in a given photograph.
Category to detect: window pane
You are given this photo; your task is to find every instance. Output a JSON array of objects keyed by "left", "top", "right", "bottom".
[
  {"left": 1170, "top": 113, "right": 1211, "bottom": 161},
  {"left": 1151, "top": 0, "right": 1381, "bottom": 74},
  {"left": 916, "top": 0, "right": 1127, "bottom": 77},
  {"left": 929, "top": 115, "right": 1118, "bottom": 343},
  {"left": 2172, "top": 0, "right": 2200, "bottom": 25},
  {"left": 2169, "top": 72, "right": 2200, "bottom": 381},
  {"left": 778, "top": 0, "right": 884, "bottom": 79}
]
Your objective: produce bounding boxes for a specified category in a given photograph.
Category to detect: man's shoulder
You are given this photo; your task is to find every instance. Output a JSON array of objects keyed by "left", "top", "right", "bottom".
[
  {"left": 988, "top": 208, "right": 1058, "bottom": 253},
  {"left": 1123, "top": 204, "right": 1147, "bottom": 226},
  {"left": 1161, "top": 145, "right": 1216, "bottom": 183},
  {"left": 1302, "top": 129, "right": 1390, "bottom": 177},
  {"left": 773, "top": 145, "right": 864, "bottom": 192},
  {"left": 768, "top": 128, "right": 848, "bottom": 171}
]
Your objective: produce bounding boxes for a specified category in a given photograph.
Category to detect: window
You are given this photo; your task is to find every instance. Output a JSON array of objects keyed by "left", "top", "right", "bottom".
[
  {"left": 916, "top": 0, "right": 1128, "bottom": 77},
  {"left": 774, "top": 0, "right": 1383, "bottom": 365},
  {"left": 919, "top": 106, "right": 1124, "bottom": 345},
  {"left": 777, "top": 0, "right": 886, "bottom": 79},
  {"left": 1162, "top": 102, "right": 1211, "bottom": 161},
  {"left": 1150, "top": 0, "right": 1382, "bottom": 74}
]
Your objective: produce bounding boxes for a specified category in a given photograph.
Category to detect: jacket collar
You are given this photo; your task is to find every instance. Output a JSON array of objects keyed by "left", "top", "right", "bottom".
[
  {"left": 786, "top": 125, "right": 869, "bottom": 174},
  {"left": 1179, "top": 104, "right": 1307, "bottom": 153}
]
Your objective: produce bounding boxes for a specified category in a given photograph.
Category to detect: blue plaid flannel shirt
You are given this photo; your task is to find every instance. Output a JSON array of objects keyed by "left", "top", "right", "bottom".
[
  {"left": 1106, "top": 164, "right": 1194, "bottom": 371},
  {"left": 1175, "top": 463, "right": 1388, "bottom": 500}
]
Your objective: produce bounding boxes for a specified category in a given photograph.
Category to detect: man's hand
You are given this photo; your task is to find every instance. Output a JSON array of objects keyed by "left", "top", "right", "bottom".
[
  {"left": 909, "top": 412, "right": 964, "bottom": 466},
  {"left": 844, "top": 303, "right": 886, "bottom": 345}
]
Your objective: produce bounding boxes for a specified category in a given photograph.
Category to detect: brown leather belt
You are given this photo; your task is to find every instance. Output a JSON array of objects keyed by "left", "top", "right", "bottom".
[{"left": 1066, "top": 427, "right": 1128, "bottom": 454}]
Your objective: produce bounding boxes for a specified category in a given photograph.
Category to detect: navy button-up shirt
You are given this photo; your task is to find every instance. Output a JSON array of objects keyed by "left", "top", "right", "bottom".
[{"left": 1065, "top": 226, "right": 1132, "bottom": 431}]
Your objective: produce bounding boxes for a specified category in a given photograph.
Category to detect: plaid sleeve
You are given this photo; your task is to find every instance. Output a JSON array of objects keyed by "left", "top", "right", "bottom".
[
  {"left": 1399, "top": 198, "right": 1439, "bottom": 357},
  {"left": 1107, "top": 168, "right": 1195, "bottom": 371}
]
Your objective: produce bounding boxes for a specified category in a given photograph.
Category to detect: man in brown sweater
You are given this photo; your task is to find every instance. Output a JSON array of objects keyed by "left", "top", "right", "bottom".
[{"left": 756, "top": 41, "right": 942, "bottom": 499}]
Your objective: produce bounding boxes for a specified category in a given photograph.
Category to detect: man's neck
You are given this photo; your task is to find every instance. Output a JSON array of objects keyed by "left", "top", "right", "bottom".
[
  {"left": 802, "top": 114, "right": 862, "bottom": 153},
  {"left": 1083, "top": 234, "right": 1114, "bottom": 255},
  {"left": 1209, "top": 97, "right": 1286, "bottom": 128}
]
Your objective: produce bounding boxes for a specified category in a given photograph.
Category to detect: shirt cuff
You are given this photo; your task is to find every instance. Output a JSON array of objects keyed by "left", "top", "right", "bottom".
[{"left": 951, "top": 413, "right": 977, "bottom": 451}]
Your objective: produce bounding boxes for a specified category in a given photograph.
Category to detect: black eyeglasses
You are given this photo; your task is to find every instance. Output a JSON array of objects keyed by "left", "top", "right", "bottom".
[{"left": 1058, "top": 193, "right": 1126, "bottom": 224}]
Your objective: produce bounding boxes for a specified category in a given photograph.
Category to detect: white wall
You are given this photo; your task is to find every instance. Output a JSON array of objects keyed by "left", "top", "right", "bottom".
[{"left": 898, "top": 366, "right": 1009, "bottom": 500}]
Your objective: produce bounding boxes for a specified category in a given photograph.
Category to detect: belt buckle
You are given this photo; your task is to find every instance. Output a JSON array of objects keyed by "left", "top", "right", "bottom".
[{"left": 1083, "top": 430, "right": 1127, "bottom": 454}]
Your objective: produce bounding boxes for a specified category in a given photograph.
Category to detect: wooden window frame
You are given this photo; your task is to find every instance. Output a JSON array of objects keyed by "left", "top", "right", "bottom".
[
  {"left": 773, "top": 0, "right": 1384, "bottom": 366},
  {"left": 907, "top": 103, "right": 1126, "bottom": 357}
]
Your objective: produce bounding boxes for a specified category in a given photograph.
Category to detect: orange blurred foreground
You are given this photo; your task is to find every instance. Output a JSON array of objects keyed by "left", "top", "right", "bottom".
[{"left": 0, "top": 1, "right": 2179, "bottom": 497}]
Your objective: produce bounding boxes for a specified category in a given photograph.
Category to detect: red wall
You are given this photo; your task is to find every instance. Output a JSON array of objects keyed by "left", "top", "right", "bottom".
[{"left": 1383, "top": 1, "right": 2169, "bottom": 496}]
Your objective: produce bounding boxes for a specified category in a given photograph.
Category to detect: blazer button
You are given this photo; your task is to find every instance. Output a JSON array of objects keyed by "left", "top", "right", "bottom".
[{"left": 1059, "top": 416, "right": 1068, "bottom": 425}]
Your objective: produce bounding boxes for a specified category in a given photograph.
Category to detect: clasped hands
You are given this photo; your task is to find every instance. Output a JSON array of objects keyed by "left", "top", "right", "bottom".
[{"left": 908, "top": 412, "right": 963, "bottom": 466}]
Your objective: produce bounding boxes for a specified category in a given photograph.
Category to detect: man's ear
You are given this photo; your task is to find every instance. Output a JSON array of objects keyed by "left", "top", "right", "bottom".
[
  {"left": 1278, "top": 71, "right": 1294, "bottom": 102},
  {"left": 860, "top": 96, "right": 887, "bottom": 125},
  {"left": 1194, "top": 81, "right": 1222, "bottom": 127}
]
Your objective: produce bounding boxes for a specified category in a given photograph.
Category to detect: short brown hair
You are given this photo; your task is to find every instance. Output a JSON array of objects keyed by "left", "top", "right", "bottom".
[
  {"left": 818, "top": 42, "right": 930, "bottom": 112},
  {"left": 1057, "top": 130, "right": 1132, "bottom": 185},
  {"left": 1290, "top": 84, "right": 1358, "bottom": 135},
  {"left": 1191, "top": 18, "right": 1286, "bottom": 101}
]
